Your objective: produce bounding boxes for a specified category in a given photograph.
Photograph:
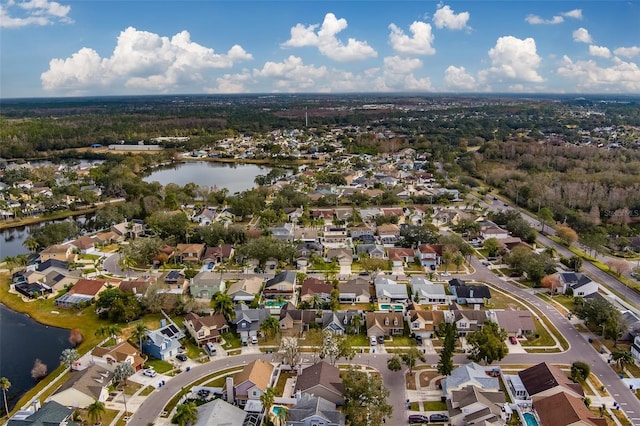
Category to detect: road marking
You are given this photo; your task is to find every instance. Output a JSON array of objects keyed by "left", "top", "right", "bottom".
[{"left": 615, "top": 394, "right": 620, "bottom": 396}]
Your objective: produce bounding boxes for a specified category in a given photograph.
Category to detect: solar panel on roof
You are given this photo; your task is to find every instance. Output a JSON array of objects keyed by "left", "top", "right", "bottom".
[{"left": 160, "top": 328, "right": 174, "bottom": 337}]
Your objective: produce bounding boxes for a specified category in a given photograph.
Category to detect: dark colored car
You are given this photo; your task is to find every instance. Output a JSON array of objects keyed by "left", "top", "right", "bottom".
[
  {"left": 176, "top": 353, "right": 188, "bottom": 362},
  {"left": 415, "top": 335, "right": 423, "bottom": 345},
  {"left": 429, "top": 413, "right": 449, "bottom": 423},
  {"left": 509, "top": 336, "right": 518, "bottom": 344},
  {"left": 408, "top": 414, "right": 429, "bottom": 424},
  {"left": 377, "top": 335, "right": 384, "bottom": 344}
]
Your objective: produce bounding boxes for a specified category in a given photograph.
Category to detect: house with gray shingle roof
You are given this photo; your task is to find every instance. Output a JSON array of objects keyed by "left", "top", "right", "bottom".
[
  {"left": 189, "top": 271, "right": 225, "bottom": 300},
  {"left": 287, "top": 394, "right": 346, "bottom": 426},
  {"left": 7, "top": 401, "right": 74, "bottom": 426},
  {"left": 441, "top": 362, "right": 500, "bottom": 398},
  {"left": 295, "top": 361, "right": 344, "bottom": 405},
  {"left": 557, "top": 272, "right": 599, "bottom": 297},
  {"left": 233, "top": 304, "right": 270, "bottom": 343}
]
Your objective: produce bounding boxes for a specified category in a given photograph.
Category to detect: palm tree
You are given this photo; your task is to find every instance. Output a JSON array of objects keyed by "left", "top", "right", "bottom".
[
  {"left": 86, "top": 400, "right": 106, "bottom": 425},
  {"left": 211, "top": 292, "right": 235, "bottom": 320},
  {"left": 351, "top": 314, "right": 363, "bottom": 335},
  {"left": 260, "top": 316, "right": 280, "bottom": 340},
  {"left": 260, "top": 387, "right": 276, "bottom": 418},
  {"left": 275, "top": 407, "right": 288, "bottom": 426},
  {"left": 172, "top": 402, "right": 198, "bottom": 426},
  {"left": 131, "top": 322, "right": 149, "bottom": 352},
  {"left": 612, "top": 350, "right": 634, "bottom": 370},
  {"left": 95, "top": 324, "right": 122, "bottom": 346},
  {"left": 311, "top": 293, "right": 323, "bottom": 310},
  {"left": 60, "top": 348, "right": 79, "bottom": 371},
  {"left": 0, "top": 377, "right": 11, "bottom": 417}
]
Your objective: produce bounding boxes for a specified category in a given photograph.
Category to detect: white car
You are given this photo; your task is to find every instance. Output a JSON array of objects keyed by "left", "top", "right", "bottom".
[{"left": 142, "top": 368, "right": 157, "bottom": 377}]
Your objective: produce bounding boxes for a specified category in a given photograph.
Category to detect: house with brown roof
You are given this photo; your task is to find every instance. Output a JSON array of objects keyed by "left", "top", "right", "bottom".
[
  {"left": 295, "top": 362, "right": 345, "bottom": 405},
  {"left": 533, "top": 392, "right": 606, "bottom": 426},
  {"left": 176, "top": 243, "right": 206, "bottom": 263},
  {"left": 518, "top": 362, "right": 584, "bottom": 400},
  {"left": 54, "top": 278, "right": 113, "bottom": 308},
  {"left": 70, "top": 236, "right": 98, "bottom": 253},
  {"left": 387, "top": 247, "right": 415, "bottom": 267},
  {"left": 279, "top": 303, "right": 317, "bottom": 335},
  {"left": 184, "top": 312, "right": 229, "bottom": 344},
  {"left": 365, "top": 312, "right": 404, "bottom": 338},
  {"left": 490, "top": 310, "right": 535, "bottom": 337},
  {"left": 416, "top": 244, "right": 443, "bottom": 269},
  {"left": 226, "top": 277, "right": 264, "bottom": 303},
  {"left": 39, "top": 244, "right": 74, "bottom": 263},
  {"left": 338, "top": 278, "right": 370, "bottom": 304},
  {"left": 230, "top": 359, "right": 275, "bottom": 406},
  {"left": 300, "top": 277, "right": 333, "bottom": 305},
  {"left": 448, "top": 385, "right": 510, "bottom": 426},
  {"left": 49, "top": 364, "right": 113, "bottom": 409},
  {"left": 445, "top": 308, "right": 489, "bottom": 336},
  {"left": 407, "top": 309, "right": 446, "bottom": 339},
  {"left": 153, "top": 245, "right": 175, "bottom": 265},
  {"left": 119, "top": 277, "right": 155, "bottom": 296},
  {"left": 377, "top": 223, "right": 401, "bottom": 245},
  {"left": 202, "top": 244, "right": 235, "bottom": 265},
  {"left": 90, "top": 341, "right": 144, "bottom": 371},
  {"left": 160, "top": 271, "right": 187, "bottom": 293}
]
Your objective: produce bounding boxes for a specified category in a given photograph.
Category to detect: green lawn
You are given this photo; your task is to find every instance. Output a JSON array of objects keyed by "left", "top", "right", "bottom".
[
  {"left": 221, "top": 331, "right": 242, "bottom": 350},
  {"left": 144, "top": 359, "right": 173, "bottom": 373},
  {"left": 520, "top": 322, "right": 556, "bottom": 347},
  {"left": 424, "top": 401, "right": 447, "bottom": 411}
]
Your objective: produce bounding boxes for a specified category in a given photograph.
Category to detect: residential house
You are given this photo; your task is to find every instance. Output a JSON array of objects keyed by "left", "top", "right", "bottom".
[
  {"left": 284, "top": 207, "right": 304, "bottom": 223},
  {"left": 490, "top": 310, "right": 535, "bottom": 337},
  {"left": 432, "top": 209, "right": 461, "bottom": 227},
  {"left": 325, "top": 248, "right": 353, "bottom": 277},
  {"left": 33, "top": 259, "right": 69, "bottom": 275},
  {"left": 193, "top": 207, "right": 217, "bottom": 225},
  {"left": 517, "top": 362, "right": 584, "bottom": 400},
  {"left": 175, "top": 243, "right": 206, "bottom": 263},
  {"left": 263, "top": 270, "right": 297, "bottom": 300},
  {"left": 184, "top": 312, "right": 229, "bottom": 345},
  {"left": 300, "top": 277, "right": 332, "bottom": 305},
  {"left": 377, "top": 223, "right": 401, "bottom": 245},
  {"left": 193, "top": 399, "right": 247, "bottom": 426},
  {"left": 448, "top": 385, "right": 509, "bottom": 426},
  {"left": 230, "top": 359, "right": 275, "bottom": 406},
  {"left": 365, "top": 312, "right": 404, "bottom": 338},
  {"left": 407, "top": 308, "right": 446, "bottom": 339},
  {"left": 49, "top": 364, "right": 113, "bottom": 409},
  {"left": 142, "top": 319, "right": 185, "bottom": 361},
  {"left": 557, "top": 272, "right": 599, "bottom": 297},
  {"left": 279, "top": 303, "right": 317, "bottom": 335},
  {"left": 349, "top": 223, "right": 374, "bottom": 240},
  {"left": 322, "top": 311, "right": 364, "bottom": 335},
  {"left": 90, "top": 341, "right": 144, "bottom": 371},
  {"left": 226, "top": 277, "right": 263, "bottom": 303},
  {"left": 202, "top": 244, "right": 235, "bottom": 265},
  {"left": 271, "top": 223, "right": 295, "bottom": 241},
  {"left": 355, "top": 244, "right": 386, "bottom": 259},
  {"left": 233, "top": 304, "right": 271, "bottom": 343},
  {"left": 294, "top": 229, "right": 321, "bottom": 244},
  {"left": 481, "top": 226, "right": 509, "bottom": 240},
  {"left": 448, "top": 279, "right": 491, "bottom": 306},
  {"left": 189, "top": 271, "right": 225, "bottom": 300},
  {"left": 160, "top": 271, "right": 187, "bottom": 294},
  {"left": 445, "top": 308, "right": 489, "bottom": 336},
  {"left": 310, "top": 208, "right": 335, "bottom": 224},
  {"left": 338, "top": 278, "right": 371, "bottom": 304},
  {"left": 533, "top": 391, "right": 606, "bottom": 426},
  {"left": 39, "top": 244, "right": 74, "bottom": 263},
  {"left": 409, "top": 276, "right": 450, "bottom": 304},
  {"left": 295, "top": 362, "right": 345, "bottom": 405},
  {"left": 387, "top": 247, "right": 415, "bottom": 267},
  {"left": 94, "top": 230, "right": 121, "bottom": 245},
  {"left": 322, "top": 226, "right": 348, "bottom": 246},
  {"left": 441, "top": 362, "right": 500, "bottom": 398},
  {"left": 54, "top": 278, "right": 112, "bottom": 308},
  {"left": 415, "top": 244, "right": 443, "bottom": 270},
  {"left": 286, "top": 394, "right": 346, "bottom": 426},
  {"left": 111, "top": 220, "right": 144, "bottom": 239},
  {"left": 118, "top": 277, "right": 154, "bottom": 296},
  {"left": 374, "top": 276, "right": 409, "bottom": 304},
  {"left": 7, "top": 401, "right": 74, "bottom": 426},
  {"left": 153, "top": 245, "right": 175, "bottom": 265},
  {"left": 69, "top": 236, "right": 98, "bottom": 253}
]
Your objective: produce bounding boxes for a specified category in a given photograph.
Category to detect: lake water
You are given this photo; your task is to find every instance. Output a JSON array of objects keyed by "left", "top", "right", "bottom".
[
  {"left": 0, "top": 303, "right": 71, "bottom": 413},
  {"left": 143, "top": 161, "right": 276, "bottom": 194}
]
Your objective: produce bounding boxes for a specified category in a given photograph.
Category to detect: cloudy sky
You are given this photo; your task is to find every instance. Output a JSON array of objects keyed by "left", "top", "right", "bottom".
[{"left": 1, "top": 0, "right": 639, "bottom": 98}]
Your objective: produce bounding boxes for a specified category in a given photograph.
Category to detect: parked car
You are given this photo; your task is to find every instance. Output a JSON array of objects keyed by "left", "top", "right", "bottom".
[
  {"left": 251, "top": 335, "right": 258, "bottom": 345},
  {"left": 206, "top": 342, "right": 217, "bottom": 355},
  {"left": 408, "top": 414, "right": 429, "bottom": 424},
  {"left": 370, "top": 336, "right": 377, "bottom": 346},
  {"left": 509, "top": 336, "right": 518, "bottom": 345},
  {"left": 176, "top": 353, "right": 188, "bottom": 362},
  {"left": 377, "top": 335, "right": 385, "bottom": 344},
  {"left": 415, "top": 335, "right": 423, "bottom": 345},
  {"left": 429, "top": 413, "right": 449, "bottom": 423},
  {"left": 142, "top": 368, "right": 157, "bottom": 377}
]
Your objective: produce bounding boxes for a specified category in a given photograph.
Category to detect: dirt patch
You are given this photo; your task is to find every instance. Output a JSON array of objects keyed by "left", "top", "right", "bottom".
[
  {"left": 419, "top": 371, "right": 439, "bottom": 388},
  {"left": 406, "top": 373, "right": 417, "bottom": 390}
]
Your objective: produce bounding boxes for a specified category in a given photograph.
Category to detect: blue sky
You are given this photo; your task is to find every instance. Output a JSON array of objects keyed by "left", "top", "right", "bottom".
[{"left": 1, "top": 1, "right": 639, "bottom": 98}]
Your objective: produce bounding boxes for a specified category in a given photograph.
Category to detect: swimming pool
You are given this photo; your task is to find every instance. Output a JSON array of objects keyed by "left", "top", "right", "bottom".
[
  {"left": 379, "top": 303, "right": 404, "bottom": 312},
  {"left": 265, "top": 300, "right": 286, "bottom": 308},
  {"left": 272, "top": 406, "right": 286, "bottom": 416},
  {"left": 523, "top": 412, "right": 539, "bottom": 426}
]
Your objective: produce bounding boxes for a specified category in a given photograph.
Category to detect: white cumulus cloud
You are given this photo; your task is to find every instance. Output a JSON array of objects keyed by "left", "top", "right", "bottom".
[
  {"left": 281, "top": 13, "right": 377, "bottom": 62},
  {"left": 525, "top": 14, "right": 564, "bottom": 25},
  {"left": 444, "top": 65, "right": 477, "bottom": 90},
  {"left": 41, "top": 27, "right": 252, "bottom": 94},
  {"left": 589, "top": 45, "right": 611, "bottom": 58},
  {"left": 480, "top": 36, "right": 543, "bottom": 83},
  {"left": 1, "top": 0, "right": 72, "bottom": 28},
  {"left": 253, "top": 55, "right": 329, "bottom": 91},
  {"left": 433, "top": 4, "right": 470, "bottom": 30},
  {"left": 388, "top": 21, "right": 436, "bottom": 55},
  {"left": 573, "top": 27, "right": 593, "bottom": 43},
  {"left": 562, "top": 9, "right": 583, "bottom": 19},
  {"left": 614, "top": 46, "right": 640, "bottom": 59},
  {"left": 558, "top": 55, "right": 640, "bottom": 92}
]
